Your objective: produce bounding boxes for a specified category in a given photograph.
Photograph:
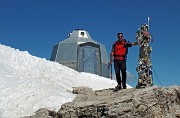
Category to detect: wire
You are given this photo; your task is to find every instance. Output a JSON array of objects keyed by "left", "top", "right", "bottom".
[
  {"left": 150, "top": 34, "right": 162, "bottom": 86},
  {"left": 152, "top": 67, "right": 163, "bottom": 86}
]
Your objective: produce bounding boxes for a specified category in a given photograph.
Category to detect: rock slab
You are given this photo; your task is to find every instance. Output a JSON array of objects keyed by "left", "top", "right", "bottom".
[{"left": 59, "top": 86, "right": 180, "bottom": 118}]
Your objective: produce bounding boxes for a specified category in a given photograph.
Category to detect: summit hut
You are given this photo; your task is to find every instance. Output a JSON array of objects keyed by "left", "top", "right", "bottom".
[{"left": 50, "top": 29, "right": 110, "bottom": 78}]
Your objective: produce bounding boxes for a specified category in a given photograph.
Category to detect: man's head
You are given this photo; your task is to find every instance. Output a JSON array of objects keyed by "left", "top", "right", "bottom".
[{"left": 117, "top": 33, "right": 123, "bottom": 40}]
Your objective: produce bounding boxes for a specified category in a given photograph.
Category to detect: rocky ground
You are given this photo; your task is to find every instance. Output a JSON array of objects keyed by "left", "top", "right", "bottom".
[{"left": 22, "top": 86, "right": 180, "bottom": 118}]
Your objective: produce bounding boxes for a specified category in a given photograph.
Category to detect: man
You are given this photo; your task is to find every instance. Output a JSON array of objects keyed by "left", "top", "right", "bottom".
[{"left": 110, "top": 33, "right": 138, "bottom": 91}]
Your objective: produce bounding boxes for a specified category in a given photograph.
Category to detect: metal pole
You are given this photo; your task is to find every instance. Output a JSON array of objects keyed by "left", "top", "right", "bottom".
[
  {"left": 148, "top": 16, "right": 150, "bottom": 30},
  {"left": 110, "top": 63, "right": 112, "bottom": 80}
]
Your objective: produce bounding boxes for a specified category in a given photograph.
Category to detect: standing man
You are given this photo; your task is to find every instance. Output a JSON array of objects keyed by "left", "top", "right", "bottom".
[{"left": 110, "top": 33, "right": 138, "bottom": 91}]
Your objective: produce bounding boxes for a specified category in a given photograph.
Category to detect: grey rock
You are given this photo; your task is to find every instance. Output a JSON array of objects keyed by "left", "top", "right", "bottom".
[
  {"left": 59, "top": 86, "right": 180, "bottom": 118},
  {"left": 22, "top": 86, "right": 180, "bottom": 118},
  {"left": 72, "top": 86, "right": 93, "bottom": 95},
  {"left": 21, "top": 108, "right": 59, "bottom": 118}
]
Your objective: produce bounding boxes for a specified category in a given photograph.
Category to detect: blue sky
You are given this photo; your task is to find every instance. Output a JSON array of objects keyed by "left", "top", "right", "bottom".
[{"left": 0, "top": 0, "right": 180, "bottom": 87}]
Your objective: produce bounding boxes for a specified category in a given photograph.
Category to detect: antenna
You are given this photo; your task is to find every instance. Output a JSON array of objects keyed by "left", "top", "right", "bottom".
[{"left": 148, "top": 16, "right": 150, "bottom": 30}]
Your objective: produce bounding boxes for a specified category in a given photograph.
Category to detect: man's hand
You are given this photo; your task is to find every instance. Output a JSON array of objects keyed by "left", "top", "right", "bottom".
[
  {"left": 131, "top": 42, "right": 138, "bottom": 46},
  {"left": 110, "top": 59, "right": 113, "bottom": 64},
  {"left": 110, "top": 51, "right": 114, "bottom": 64}
]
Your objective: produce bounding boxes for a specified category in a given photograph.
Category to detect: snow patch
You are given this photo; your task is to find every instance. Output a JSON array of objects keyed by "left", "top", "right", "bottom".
[{"left": 0, "top": 44, "right": 130, "bottom": 118}]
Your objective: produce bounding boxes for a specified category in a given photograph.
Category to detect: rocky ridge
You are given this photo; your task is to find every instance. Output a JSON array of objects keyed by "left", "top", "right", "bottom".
[{"left": 23, "top": 86, "right": 180, "bottom": 118}]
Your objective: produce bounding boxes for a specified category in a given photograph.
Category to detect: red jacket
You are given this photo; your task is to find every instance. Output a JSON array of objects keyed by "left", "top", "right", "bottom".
[{"left": 111, "top": 39, "right": 131, "bottom": 61}]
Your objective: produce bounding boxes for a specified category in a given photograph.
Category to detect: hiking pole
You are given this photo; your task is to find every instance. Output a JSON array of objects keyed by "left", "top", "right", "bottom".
[
  {"left": 110, "top": 63, "right": 112, "bottom": 80},
  {"left": 109, "top": 62, "right": 112, "bottom": 80}
]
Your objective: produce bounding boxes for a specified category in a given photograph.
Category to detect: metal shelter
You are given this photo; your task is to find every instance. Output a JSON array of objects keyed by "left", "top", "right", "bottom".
[{"left": 50, "top": 29, "right": 110, "bottom": 78}]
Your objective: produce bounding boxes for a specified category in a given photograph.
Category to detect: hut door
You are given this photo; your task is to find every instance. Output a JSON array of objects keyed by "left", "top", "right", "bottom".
[{"left": 78, "top": 45, "right": 100, "bottom": 75}]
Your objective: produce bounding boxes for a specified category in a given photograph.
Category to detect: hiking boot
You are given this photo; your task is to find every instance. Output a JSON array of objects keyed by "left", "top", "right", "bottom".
[
  {"left": 113, "top": 85, "right": 122, "bottom": 92},
  {"left": 123, "top": 86, "right": 127, "bottom": 89}
]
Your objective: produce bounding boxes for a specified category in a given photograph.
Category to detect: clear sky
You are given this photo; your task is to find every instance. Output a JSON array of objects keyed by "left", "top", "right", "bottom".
[{"left": 0, "top": 0, "right": 180, "bottom": 87}]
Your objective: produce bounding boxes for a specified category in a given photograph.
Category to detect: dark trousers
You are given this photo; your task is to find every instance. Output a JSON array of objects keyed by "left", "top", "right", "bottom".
[{"left": 114, "top": 60, "right": 127, "bottom": 89}]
